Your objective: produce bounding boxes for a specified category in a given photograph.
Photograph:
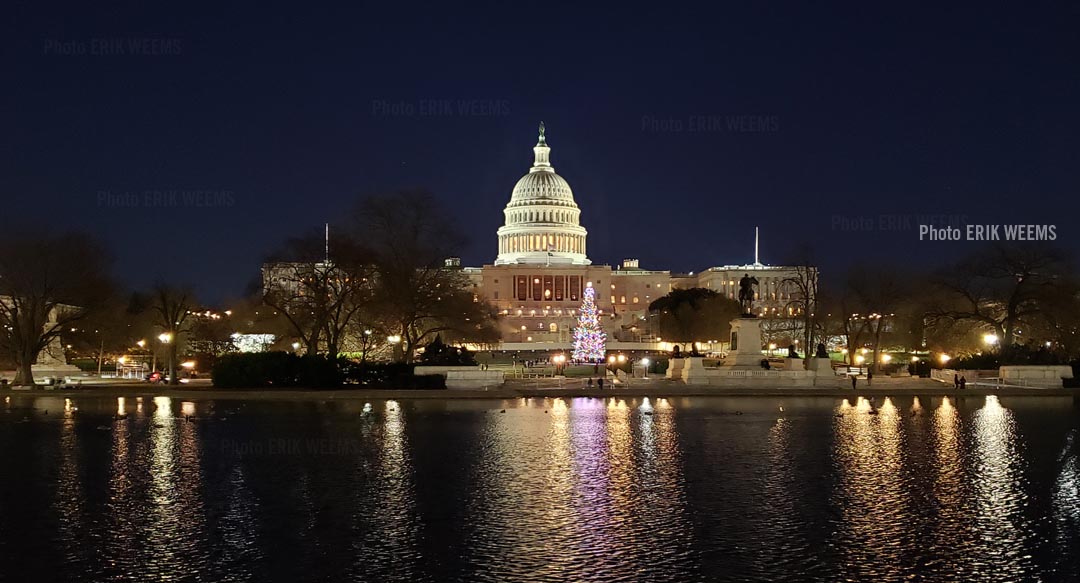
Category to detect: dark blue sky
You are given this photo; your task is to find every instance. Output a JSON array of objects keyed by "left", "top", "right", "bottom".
[{"left": 4, "top": 1, "right": 1078, "bottom": 303}]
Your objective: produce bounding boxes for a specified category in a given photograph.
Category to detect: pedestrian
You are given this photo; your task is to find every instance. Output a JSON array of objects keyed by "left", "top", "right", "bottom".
[
  {"left": 960, "top": 375, "right": 967, "bottom": 390},
  {"left": 867, "top": 370, "right": 873, "bottom": 387},
  {"left": 587, "top": 377, "right": 594, "bottom": 387},
  {"left": 851, "top": 374, "right": 857, "bottom": 390},
  {"left": 598, "top": 377, "right": 605, "bottom": 390}
]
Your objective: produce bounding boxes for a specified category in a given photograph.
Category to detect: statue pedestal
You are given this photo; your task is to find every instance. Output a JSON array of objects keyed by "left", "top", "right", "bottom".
[
  {"left": 722, "top": 318, "right": 764, "bottom": 368},
  {"left": 682, "top": 357, "right": 709, "bottom": 384},
  {"left": 808, "top": 358, "right": 833, "bottom": 373},
  {"left": 666, "top": 357, "right": 685, "bottom": 379},
  {"left": 784, "top": 358, "right": 804, "bottom": 371}
]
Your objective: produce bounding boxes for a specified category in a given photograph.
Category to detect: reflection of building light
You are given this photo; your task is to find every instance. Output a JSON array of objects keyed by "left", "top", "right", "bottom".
[{"left": 154, "top": 396, "right": 171, "bottom": 419}]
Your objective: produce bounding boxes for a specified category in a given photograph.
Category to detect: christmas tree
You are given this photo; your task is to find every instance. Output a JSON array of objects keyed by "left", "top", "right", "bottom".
[{"left": 571, "top": 283, "right": 606, "bottom": 362}]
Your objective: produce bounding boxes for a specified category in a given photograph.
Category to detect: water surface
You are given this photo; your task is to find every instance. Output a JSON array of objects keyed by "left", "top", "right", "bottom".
[{"left": 1, "top": 394, "right": 1077, "bottom": 582}]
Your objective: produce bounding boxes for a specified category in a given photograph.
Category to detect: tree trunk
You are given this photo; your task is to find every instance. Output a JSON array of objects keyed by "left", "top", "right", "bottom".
[
  {"left": 168, "top": 342, "right": 179, "bottom": 385},
  {"left": 14, "top": 359, "right": 35, "bottom": 387}
]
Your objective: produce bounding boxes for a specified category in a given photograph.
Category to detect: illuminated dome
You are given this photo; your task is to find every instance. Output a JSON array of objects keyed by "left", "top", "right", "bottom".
[{"left": 495, "top": 122, "right": 590, "bottom": 265}]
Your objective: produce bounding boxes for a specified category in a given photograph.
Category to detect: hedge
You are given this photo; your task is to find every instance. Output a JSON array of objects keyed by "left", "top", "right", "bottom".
[
  {"left": 212, "top": 353, "right": 343, "bottom": 389},
  {"left": 212, "top": 353, "right": 446, "bottom": 390}
]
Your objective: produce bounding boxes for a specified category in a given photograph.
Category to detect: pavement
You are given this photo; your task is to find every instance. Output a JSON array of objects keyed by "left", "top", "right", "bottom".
[{"left": 1, "top": 376, "right": 1074, "bottom": 400}]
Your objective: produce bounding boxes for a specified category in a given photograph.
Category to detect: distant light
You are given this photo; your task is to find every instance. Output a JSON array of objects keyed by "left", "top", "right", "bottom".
[
  {"left": 180, "top": 361, "right": 196, "bottom": 369},
  {"left": 939, "top": 354, "right": 951, "bottom": 364},
  {"left": 158, "top": 332, "right": 173, "bottom": 343},
  {"left": 983, "top": 333, "right": 999, "bottom": 345}
]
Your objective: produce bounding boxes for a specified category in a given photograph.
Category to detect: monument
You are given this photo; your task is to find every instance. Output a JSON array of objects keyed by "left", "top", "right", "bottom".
[{"left": 721, "top": 274, "right": 765, "bottom": 368}]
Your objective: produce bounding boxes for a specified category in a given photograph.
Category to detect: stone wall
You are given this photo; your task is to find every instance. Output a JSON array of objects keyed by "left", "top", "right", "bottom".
[
  {"left": 999, "top": 365, "right": 1074, "bottom": 388},
  {"left": 413, "top": 366, "right": 505, "bottom": 389}
]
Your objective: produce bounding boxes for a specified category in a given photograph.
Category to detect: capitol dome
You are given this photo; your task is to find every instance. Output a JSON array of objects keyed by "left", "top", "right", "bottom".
[{"left": 495, "top": 123, "right": 590, "bottom": 265}]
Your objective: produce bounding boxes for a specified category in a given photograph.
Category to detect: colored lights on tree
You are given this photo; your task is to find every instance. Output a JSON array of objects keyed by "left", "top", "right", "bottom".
[{"left": 571, "top": 285, "right": 606, "bottom": 362}]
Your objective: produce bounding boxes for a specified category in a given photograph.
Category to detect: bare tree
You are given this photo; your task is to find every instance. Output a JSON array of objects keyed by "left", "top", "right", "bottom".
[
  {"left": 140, "top": 285, "right": 196, "bottom": 385},
  {"left": 927, "top": 245, "right": 1070, "bottom": 349},
  {"left": 782, "top": 245, "right": 820, "bottom": 358},
  {"left": 846, "top": 265, "right": 910, "bottom": 373},
  {"left": 262, "top": 232, "right": 378, "bottom": 357},
  {"left": 0, "top": 232, "right": 111, "bottom": 386},
  {"left": 352, "top": 191, "right": 499, "bottom": 362}
]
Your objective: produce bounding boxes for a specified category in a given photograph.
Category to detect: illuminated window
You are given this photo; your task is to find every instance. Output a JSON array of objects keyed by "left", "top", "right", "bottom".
[{"left": 549, "top": 323, "right": 558, "bottom": 333}]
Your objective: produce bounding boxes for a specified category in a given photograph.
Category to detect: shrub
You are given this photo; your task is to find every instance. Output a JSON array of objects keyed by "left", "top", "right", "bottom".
[
  {"left": 419, "top": 335, "right": 477, "bottom": 366},
  {"left": 950, "top": 344, "right": 1067, "bottom": 370},
  {"left": 212, "top": 352, "right": 343, "bottom": 389},
  {"left": 341, "top": 361, "right": 446, "bottom": 389}
]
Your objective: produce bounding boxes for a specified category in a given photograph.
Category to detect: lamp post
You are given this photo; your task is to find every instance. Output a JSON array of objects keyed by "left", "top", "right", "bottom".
[
  {"left": 158, "top": 332, "right": 174, "bottom": 383},
  {"left": 553, "top": 353, "right": 566, "bottom": 376}
]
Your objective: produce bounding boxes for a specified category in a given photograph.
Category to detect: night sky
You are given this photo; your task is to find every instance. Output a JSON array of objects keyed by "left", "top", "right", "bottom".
[{"left": 5, "top": 2, "right": 1078, "bottom": 304}]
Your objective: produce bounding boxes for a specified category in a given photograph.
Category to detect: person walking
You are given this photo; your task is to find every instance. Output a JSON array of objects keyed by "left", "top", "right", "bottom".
[
  {"left": 851, "top": 374, "right": 857, "bottom": 390},
  {"left": 867, "top": 370, "right": 873, "bottom": 387},
  {"left": 953, "top": 373, "right": 960, "bottom": 389},
  {"left": 960, "top": 375, "right": 967, "bottom": 390},
  {"left": 598, "top": 377, "right": 605, "bottom": 390}
]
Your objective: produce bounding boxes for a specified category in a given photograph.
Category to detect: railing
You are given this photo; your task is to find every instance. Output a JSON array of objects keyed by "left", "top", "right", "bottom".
[{"left": 701, "top": 369, "right": 812, "bottom": 379}]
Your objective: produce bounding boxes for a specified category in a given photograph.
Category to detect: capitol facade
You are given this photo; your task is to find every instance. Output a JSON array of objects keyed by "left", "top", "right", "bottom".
[{"left": 461, "top": 123, "right": 813, "bottom": 349}]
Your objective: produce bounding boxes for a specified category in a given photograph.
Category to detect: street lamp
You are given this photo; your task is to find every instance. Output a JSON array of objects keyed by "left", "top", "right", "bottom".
[
  {"left": 159, "top": 332, "right": 173, "bottom": 383},
  {"left": 642, "top": 357, "right": 650, "bottom": 379},
  {"left": 553, "top": 353, "right": 566, "bottom": 375},
  {"left": 983, "top": 333, "right": 999, "bottom": 346}
]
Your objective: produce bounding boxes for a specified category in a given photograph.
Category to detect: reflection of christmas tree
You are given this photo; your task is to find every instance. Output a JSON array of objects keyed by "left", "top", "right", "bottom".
[{"left": 572, "top": 284, "right": 606, "bottom": 362}]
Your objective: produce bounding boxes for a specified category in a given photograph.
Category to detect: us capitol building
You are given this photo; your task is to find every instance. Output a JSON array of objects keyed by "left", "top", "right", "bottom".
[{"left": 456, "top": 123, "right": 812, "bottom": 350}]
